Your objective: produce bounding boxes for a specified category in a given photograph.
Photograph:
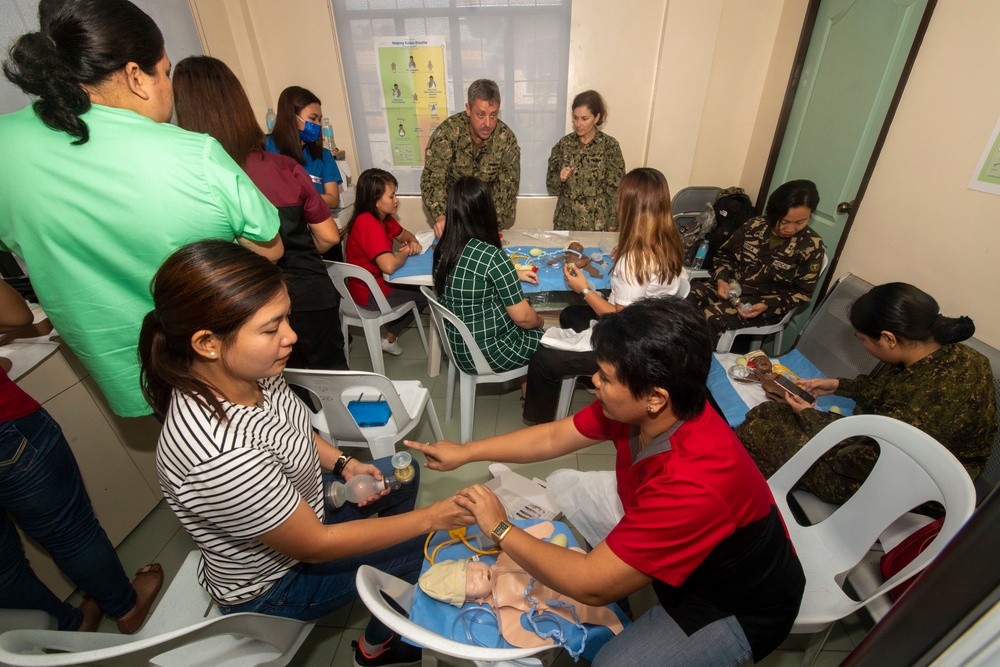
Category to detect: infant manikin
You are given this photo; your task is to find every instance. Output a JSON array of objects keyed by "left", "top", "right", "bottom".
[{"left": 417, "top": 523, "right": 623, "bottom": 651}]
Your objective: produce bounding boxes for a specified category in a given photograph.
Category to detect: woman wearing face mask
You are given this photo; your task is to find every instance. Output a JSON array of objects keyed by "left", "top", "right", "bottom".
[{"left": 267, "top": 86, "right": 342, "bottom": 210}]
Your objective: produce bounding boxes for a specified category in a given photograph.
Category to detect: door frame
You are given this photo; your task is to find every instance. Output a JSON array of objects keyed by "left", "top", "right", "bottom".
[{"left": 754, "top": 0, "right": 938, "bottom": 300}]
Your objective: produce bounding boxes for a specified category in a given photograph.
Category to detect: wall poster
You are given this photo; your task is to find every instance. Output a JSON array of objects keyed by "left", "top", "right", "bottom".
[
  {"left": 375, "top": 36, "right": 449, "bottom": 170},
  {"left": 969, "top": 116, "right": 1000, "bottom": 196}
]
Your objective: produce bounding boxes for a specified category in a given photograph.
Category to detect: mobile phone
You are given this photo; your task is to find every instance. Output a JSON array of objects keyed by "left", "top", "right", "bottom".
[{"left": 773, "top": 374, "right": 815, "bottom": 403}]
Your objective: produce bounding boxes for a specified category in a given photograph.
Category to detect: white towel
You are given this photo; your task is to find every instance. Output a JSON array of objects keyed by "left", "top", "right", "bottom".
[
  {"left": 540, "top": 323, "right": 595, "bottom": 352},
  {"left": 414, "top": 230, "right": 436, "bottom": 254}
]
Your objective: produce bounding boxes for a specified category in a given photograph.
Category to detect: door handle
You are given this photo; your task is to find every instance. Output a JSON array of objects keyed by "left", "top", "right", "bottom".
[{"left": 837, "top": 200, "right": 854, "bottom": 215}]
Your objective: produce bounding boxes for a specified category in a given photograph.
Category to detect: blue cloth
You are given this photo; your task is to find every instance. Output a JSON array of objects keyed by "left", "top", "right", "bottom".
[
  {"left": 707, "top": 349, "right": 856, "bottom": 427},
  {"left": 219, "top": 456, "right": 422, "bottom": 629},
  {"left": 409, "top": 519, "right": 629, "bottom": 661},
  {"left": 0, "top": 409, "right": 135, "bottom": 630},
  {"left": 265, "top": 135, "right": 342, "bottom": 195},
  {"left": 390, "top": 245, "right": 615, "bottom": 294}
]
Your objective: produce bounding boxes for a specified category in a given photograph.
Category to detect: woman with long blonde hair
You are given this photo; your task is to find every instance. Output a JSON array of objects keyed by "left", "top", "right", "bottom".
[{"left": 523, "top": 167, "right": 686, "bottom": 422}]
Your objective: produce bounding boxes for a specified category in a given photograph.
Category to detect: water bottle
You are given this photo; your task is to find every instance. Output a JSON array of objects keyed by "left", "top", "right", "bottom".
[
  {"left": 322, "top": 116, "right": 336, "bottom": 153},
  {"left": 690, "top": 238, "right": 710, "bottom": 270},
  {"left": 265, "top": 107, "right": 276, "bottom": 133}
]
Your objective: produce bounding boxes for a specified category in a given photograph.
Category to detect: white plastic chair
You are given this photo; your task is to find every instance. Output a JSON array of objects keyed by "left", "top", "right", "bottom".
[
  {"left": 420, "top": 287, "right": 528, "bottom": 444},
  {"left": 715, "top": 254, "right": 828, "bottom": 354},
  {"left": 325, "top": 261, "right": 428, "bottom": 374},
  {"left": 283, "top": 368, "right": 442, "bottom": 459},
  {"left": 554, "top": 281, "right": 691, "bottom": 420},
  {"left": 0, "top": 551, "right": 313, "bottom": 667},
  {"left": 355, "top": 565, "right": 555, "bottom": 667},
  {"left": 769, "top": 415, "right": 975, "bottom": 666}
]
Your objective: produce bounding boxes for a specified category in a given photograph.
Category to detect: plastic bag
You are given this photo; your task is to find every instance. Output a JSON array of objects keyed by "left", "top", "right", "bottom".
[{"left": 546, "top": 470, "right": 624, "bottom": 547}]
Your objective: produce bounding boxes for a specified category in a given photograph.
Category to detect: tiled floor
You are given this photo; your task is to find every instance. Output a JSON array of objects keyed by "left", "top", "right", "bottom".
[{"left": 74, "top": 319, "right": 871, "bottom": 666}]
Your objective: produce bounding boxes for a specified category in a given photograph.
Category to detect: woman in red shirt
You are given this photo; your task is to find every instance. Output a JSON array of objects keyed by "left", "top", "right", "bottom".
[{"left": 344, "top": 169, "right": 427, "bottom": 356}]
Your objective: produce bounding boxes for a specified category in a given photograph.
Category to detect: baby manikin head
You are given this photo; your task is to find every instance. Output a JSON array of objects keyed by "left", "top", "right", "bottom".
[{"left": 418, "top": 559, "right": 493, "bottom": 607}]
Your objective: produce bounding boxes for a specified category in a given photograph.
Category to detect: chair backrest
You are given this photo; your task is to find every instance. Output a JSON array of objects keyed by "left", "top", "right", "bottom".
[
  {"left": 419, "top": 286, "right": 495, "bottom": 376},
  {"left": 794, "top": 273, "right": 880, "bottom": 379},
  {"left": 769, "top": 415, "right": 975, "bottom": 602},
  {"left": 670, "top": 186, "right": 722, "bottom": 215},
  {"left": 962, "top": 336, "right": 1000, "bottom": 503},
  {"left": 355, "top": 565, "right": 550, "bottom": 665},
  {"left": 281, "top": 368, "right": 408, "bottom": 442},
  {"left": 325, "top": 261, "right": 392, "bottom": 317}
]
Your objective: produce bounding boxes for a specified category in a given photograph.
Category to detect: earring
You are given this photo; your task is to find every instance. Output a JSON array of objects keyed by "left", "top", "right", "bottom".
[
  {"left": 646, "top": 405, "right": 654, "bottom": 414},
  {"left": 209, "top": 352, "right": 216, "bottom": 357}
]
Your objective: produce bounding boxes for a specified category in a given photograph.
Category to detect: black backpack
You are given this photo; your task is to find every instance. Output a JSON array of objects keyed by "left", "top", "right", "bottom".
[{"left": 703, "top": 188, "right": 755, "bottom": 270}]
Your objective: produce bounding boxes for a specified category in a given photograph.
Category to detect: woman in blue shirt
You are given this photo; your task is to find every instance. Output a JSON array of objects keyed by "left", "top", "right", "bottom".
[{"left": 267, "top": 85, "right": 342, "bottom": 209}]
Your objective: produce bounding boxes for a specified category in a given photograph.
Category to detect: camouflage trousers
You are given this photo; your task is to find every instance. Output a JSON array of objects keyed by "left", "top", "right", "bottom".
[
  {"left": 686, "top": 281, "right": 787, "bottom": 345},
  {"left": 735, "top": 401, "right": 876, "bottom": 505}
]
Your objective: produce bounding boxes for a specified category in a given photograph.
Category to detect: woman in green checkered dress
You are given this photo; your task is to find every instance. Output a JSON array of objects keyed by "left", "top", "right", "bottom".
[{"left": 433, "top": 177, "right": 544, "bottom": 373}]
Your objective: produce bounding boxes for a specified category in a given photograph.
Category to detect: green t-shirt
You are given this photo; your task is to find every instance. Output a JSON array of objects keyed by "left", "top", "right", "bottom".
[{"left": 0, "top": 104, "right": 279, "bottom": 417}]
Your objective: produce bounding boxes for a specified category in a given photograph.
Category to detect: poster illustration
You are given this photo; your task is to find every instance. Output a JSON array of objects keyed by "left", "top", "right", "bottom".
[
  {"left": 969, "top": 116, "right": 1000, "bottom": 196},
  {"left": 375, "top": 36, "right": 448, "bottom": 169}
]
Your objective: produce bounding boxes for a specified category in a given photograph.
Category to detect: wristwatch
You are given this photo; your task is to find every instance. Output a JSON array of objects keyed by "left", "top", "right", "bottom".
[
  {"left": 333, "top": 454, "right": 352, "bottom": 476},
  {"left": 491, "top": 519, "right": 513, "bottom": 544},
  {"left": 578, "top": 288, "right": 591, "bottom": 298}
]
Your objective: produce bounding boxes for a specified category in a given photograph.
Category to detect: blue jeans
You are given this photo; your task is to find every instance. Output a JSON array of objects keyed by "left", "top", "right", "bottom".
[
  {"left": 592, "top": 605, "right": 753, "bottom": 667},
  {"left": 0, "top": 409, "right": 135, "bottom": 630},
  {"left": 220, "top": 456, "right": 423, "bottom": 642}
]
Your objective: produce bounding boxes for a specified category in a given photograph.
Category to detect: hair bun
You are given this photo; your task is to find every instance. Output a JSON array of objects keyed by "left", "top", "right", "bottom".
[{"left": 933, "top": 313, "right": 975, "bottom": 345}]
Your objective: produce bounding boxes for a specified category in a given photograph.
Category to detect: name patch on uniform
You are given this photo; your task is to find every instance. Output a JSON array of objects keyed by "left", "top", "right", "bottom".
[
  {"left": 773, "top": 260, "right": 793, "bottom": 271},
  {"left": 310, "top": 175, "right": 322, "bottom": 184},
  {"left": 744, "top": 243, "right": 759, "bottom": 256}
]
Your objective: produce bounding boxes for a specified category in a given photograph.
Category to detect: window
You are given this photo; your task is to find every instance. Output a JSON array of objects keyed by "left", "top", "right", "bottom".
[{"left": 332, "top": 0, "right": 572, "bottom": 196}]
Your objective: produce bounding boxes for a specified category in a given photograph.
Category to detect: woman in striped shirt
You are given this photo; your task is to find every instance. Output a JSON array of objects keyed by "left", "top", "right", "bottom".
[{"left": 139, "top": 240, "right": 471, "bottom": 666}]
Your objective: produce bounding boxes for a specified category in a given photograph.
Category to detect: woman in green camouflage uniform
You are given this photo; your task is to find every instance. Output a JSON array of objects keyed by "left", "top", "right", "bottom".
[
  {"left": 736, "top": 283, "right": 998, "bottom": 505},
  {"left": 686, "top": 179, "right": 825, "bottom": 344},
  {"left": 546, "top": 91, "right": 625, "bottom": 232}
]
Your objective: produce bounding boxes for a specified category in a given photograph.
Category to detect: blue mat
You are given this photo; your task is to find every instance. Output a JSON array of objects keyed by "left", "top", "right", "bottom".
[
  {"left": 408, "top": 519, "right": 629, "bottom": 661},
  {"left": 708, "top": 349, "right": 856, "bottom": 427},
  {"left": 388, "top": 246, "right": 614, "bottom": 294}
]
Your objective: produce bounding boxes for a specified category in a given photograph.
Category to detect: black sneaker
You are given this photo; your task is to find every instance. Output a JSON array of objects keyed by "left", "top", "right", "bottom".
[{"left": 351, "top": 634, "right": 422, "bottom": 667}]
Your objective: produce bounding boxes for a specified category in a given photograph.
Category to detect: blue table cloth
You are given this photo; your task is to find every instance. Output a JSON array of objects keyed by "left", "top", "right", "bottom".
[
  {"left": 388, "top": 245, "right": 614, "bottom": 294},
  {"left": 408, "top": 519, "right": 628, "bottom": 661},
  {"left": 708, "top": 349, "right": 856, "bottom": 427}
]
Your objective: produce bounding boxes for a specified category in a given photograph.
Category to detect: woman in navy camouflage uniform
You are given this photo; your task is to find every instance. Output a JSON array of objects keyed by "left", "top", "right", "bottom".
[
  {"left": 433, "top": 177, "right": 543, "bottom": 373},
  {"left": 547, "top": 90, "right": 626, "bottom": 232}
]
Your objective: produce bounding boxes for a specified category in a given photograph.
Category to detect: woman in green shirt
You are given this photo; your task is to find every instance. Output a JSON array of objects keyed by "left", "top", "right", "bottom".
[
  {"left": 433, "top": 177, "right": 543, "bottom": 374},
  {"left": 546, "top": 90, "right": 626, "bottom": 231}
]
